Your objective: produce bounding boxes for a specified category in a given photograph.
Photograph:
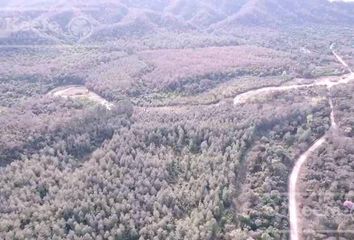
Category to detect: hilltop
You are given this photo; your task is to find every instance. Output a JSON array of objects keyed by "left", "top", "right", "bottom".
[{"left": 1, "top": 0, "right": 354, "bottom": 44}]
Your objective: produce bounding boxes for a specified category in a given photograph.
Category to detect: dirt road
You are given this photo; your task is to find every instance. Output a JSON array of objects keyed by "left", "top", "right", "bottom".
[
  {"left": 48, "top": 45, "right": 353, "bottom": 239},
  {"left": 48, "top": 85, "right": 114, "bottom": 110},
  {"left": 233, "top": 47, "right": 353, "bottom": 240}
]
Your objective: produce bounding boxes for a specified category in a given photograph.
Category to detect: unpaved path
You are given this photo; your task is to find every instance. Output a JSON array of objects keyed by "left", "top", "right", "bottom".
[
  {"left": 233, "top": 75, "right": 349, "bottom": 239},
  {"left": 48, "top": 49, "right": 351, "bottom": 240},
  {"left": 233, "top": 46, "right": 353, "bottom": 240},
  {"left": 333, "top": 50, "right": 352, "bottom": 72},
  {"left": 288, "top": 47, "right": 352, "bottom": 240},
  {"left": 331, "top": 43, "right": 353, "bottom": 73},
  {"left": 234, "top": 73, "right": 354, "bottom": 105},
  {"left": 48, "top": 85, "right": 114, "bottom": 110},
  {"left": 288, "top": 136, "right": 327, "bottom": 240},
  {"left": 288, "top": 89, "right": 337, "bottom": 240}
]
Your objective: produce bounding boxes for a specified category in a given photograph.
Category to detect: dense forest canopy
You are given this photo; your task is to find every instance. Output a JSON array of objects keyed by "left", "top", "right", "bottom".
[{"left": 1, "top": 0, "right": 354, "bottom": 239}]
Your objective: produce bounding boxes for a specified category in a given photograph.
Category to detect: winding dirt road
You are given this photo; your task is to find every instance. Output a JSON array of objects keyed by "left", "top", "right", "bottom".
[
  {"left": 234, "top": 46, "right": 353, "bottom": 240},
  {"left": 48, "top": 45, "right": 352, "bottom": 239},
  {"left": 234, "top": 73, "right": 354, "bottom": 105},
  {"left": 288, "top": 48, "right": 352, "bottom": 240},
  {"left": 288, "top": 89, "right": 338, "bottom": 240},
  {"left": 47, "top": 85, "right": 114, "bottom": 110},
  {"left": 288, "top": 136, "right": 327, "bottom": 240}
]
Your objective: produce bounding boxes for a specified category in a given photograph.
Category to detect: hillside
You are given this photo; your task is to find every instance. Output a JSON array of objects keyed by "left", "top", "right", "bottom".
[
  {"left": 225, "top": 0, "right": 354, "bottom": 26},
  {"left": 1, "top": 0, "right": 354, "bottom": 239},
  {"left": 1, "top": 0, "right": 354, "bottom": 44}
]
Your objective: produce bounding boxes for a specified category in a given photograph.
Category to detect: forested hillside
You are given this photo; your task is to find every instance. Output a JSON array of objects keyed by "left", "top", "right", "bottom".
[
  {"left": 298, "top": 83, "right": 354, "bottom": 239},
  {"left": 0, "top": 84, "right": 331, "bottom": 239},
  {"left": 1, "top": 0, "right": 354, "bottom": 239},
  {"left": 1, "top": 0, "right": 354, "bottom": 44}
]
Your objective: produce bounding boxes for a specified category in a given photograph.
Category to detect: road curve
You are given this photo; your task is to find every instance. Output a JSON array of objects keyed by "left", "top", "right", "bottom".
[
  {"left": 288, "top": 47, "right": 352, "bottom": 240},
  {"left": 288, "top": 136, "right": 327, "bottom": 240},
  {"left": 288, "top": 91, "right": 340, "bottom": 240},
  {"left": 233, "top": 47, "right": 353, "bottom": 240},
  {"left": 234, "top": 73, "right": 354, "bottom": 105},
  {"left": 47, "top": 85, "right": 114, "bottom": 110},
  {"left": 48, "top": 46, "right": 352, "bottom": 238}
]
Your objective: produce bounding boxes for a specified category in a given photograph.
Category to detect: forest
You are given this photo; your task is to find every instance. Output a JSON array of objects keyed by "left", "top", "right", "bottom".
[
  {"left": 0, "top": 84, "right": 332, "bottom": 239},
  {"left": 1, "top": 0, "right": 354, "bottom": 239},
  {"left": 298, "top": 83, "right": 354, "bottom": 239}
]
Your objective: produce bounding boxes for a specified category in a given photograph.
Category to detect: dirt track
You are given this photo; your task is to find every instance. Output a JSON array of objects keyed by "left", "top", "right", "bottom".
[
  {"left": 48, "top": 47, "right": 353, "bottom": 240},
  {"left": 48, "top": 85, "right": 114, "bottom": 110},
  {"left": 233, "top": 48, "right": 353, "bottom": 240}
]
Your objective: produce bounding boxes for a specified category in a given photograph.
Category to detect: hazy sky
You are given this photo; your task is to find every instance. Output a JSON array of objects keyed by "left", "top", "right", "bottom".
[{"left": 329, "top": 0, "right": 354, "bottom": 2}]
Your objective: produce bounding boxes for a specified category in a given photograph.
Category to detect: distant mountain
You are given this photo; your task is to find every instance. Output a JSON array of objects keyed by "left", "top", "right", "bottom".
[
  {"left": 219, "top": 0, "right": 354, "bottom": 26},
  {"left": 1, "top": 0, "right": 354, "bottom": 44}
]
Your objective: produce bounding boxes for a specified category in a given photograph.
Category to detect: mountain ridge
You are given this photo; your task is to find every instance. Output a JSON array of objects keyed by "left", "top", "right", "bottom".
[{"left": 1, "top": 0, "right": 354, "bottom": 43}]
